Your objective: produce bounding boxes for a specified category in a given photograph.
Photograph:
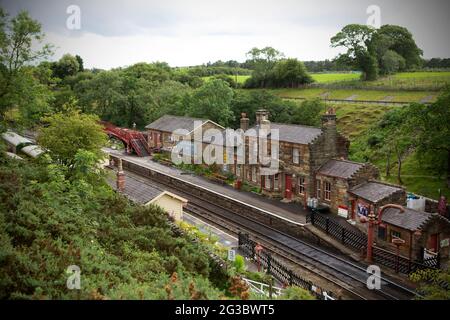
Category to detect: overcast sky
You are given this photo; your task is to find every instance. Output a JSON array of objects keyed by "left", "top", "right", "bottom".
[{"left": 1, "top": 0, "right": 449, "bottom": 69}]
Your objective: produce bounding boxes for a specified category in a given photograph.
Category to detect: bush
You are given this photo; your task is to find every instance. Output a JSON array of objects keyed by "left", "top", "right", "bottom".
[
  {"left": 278, "top": 286, "right": 316, "bottom": 300},
  {"left": 233, "top": 255, "right": 246, "bottom": 273}
]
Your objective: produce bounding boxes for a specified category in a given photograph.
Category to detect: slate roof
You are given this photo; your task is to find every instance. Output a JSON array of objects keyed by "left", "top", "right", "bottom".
[
  {"left": 145, "top": 115, "right": 209, "bottom": 133},
  {"left": 246, "top": 123, "right": 323, "bottom": 145},
  {"left": 317, "top": 159, "right": 365, "bottom": 179},
  {"left": 381, "top": 207, "right": 439, "bottom": 231},
  {"left": 350, "top": 182, "right": 404, "bottom": 203},
  {"left": 106, "top": 171, "right": 164, "bottom": 204}
]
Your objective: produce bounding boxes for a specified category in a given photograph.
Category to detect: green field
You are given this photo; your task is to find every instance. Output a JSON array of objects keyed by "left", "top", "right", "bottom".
[
  {"left": 273, "top": 88, "right": 438, "bottom": 103},
  {"left": 310, "top": 72, "right": 360, "bottom": 83},
  {"left": 364, "top": 71, "right": 450, "bottom": 90}
]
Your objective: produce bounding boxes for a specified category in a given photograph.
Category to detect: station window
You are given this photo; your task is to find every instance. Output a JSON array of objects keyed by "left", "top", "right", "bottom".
[
  {"left": 298, "top": 176, "right": 305, "bottom": 194},
  {"left": 274, "top": 174, "right": 279, "bottom": 190},
  {"left": 252, "top": 166, "right": 257, "bottom": 182},
  {"left": 293, "top": 148, "right": 300, "bottom": 164},
  {"left": 378, "top": 226, "right": 387, "bottom": 241},
  {"left": 391, "top": 230, "right": 402, "bottom": 240},
  {"left": 236, "top": 165, "right": 241, "bottom": 177},
  {"left": 265, "top": 175, "right": 271, "bottom": 190},
  {"left": 316, "top": 180, "right": 321, "bottom": 198},
  {"left": 324, "top": 181, "right": 331, "bottom": 201}
]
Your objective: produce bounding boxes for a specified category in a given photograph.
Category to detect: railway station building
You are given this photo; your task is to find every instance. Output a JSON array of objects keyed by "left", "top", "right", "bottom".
[{"left": 145, "top": 114, "right": 224, "bottom": 154}]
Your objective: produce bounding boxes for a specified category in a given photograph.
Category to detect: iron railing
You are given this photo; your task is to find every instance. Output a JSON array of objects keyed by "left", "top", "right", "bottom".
[
  {"left": 238, "top": 232, "right": 335, "bottom": 300},
  {"left": 306, "top": 211, "right": 440, "bottom": 274}
]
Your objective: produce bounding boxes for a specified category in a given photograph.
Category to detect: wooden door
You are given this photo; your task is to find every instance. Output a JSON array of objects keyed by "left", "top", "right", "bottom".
[
  {"left": 285, "top": 174, "right": 292, "bottom": 200},
  {"left": 427, "top": 233, "right": 439, "bottom": 253}
]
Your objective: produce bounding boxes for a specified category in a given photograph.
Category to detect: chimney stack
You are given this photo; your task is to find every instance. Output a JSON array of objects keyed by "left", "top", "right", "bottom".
[
  {"left": 321, "top": 107, "right": 337, "bottom": 129},
  {"left": 256, "top": 109, "right": 269, "bottom": 126},
  {"left": 116, "top": 158, "right": 125, "bottom": 192},
  {"left": 240, "top": 112, "right": 249, "bottom": 131}
]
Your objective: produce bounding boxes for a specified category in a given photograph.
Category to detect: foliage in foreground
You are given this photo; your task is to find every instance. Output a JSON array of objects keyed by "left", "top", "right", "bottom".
[
  {"left": 0, "top": 150, "right": 226, "bottom": 299},
  {"left": 410, "top": 268, "right": 450, "bottom": 300}
]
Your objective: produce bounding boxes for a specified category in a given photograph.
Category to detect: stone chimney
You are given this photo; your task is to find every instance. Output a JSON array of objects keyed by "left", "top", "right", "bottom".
[
  {"left": 320, "top": 107, "right": 338, "bottom": 159},
  {"left": 321, "top": 107, "right": 337, "bottom": 129},
  {"left": 116, "top": 158, "right": 125, "bottom": 192},
  {"left": 256, "top": 109, "right": 269, "bottom": 126},
  {"left": 240, "top": 112, "right": 249, "bottom": 131}
]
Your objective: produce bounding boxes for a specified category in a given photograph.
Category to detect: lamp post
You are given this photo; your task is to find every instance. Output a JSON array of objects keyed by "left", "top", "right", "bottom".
[
  {"left": 255, "top": 243, "right": 263, "bottom": 272},
  {"left": 361, "top": 204, "right": 405, "bottom": 263}
]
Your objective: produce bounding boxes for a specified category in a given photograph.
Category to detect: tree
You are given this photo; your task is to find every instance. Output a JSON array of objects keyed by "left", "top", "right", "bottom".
[
  {"left": 331, "top": 24, "right": 378, "bottom": 80},
  {"left": 37, "top": 109, "right": 107, "bottom": 168},
  {"left": 230, "top": 90, "right": 296, "bottom": 127},
  {"left": 377, "top": 25, "right": 423, "bottom": 70},
  {"left": 291, "top": 99, "right": 325, "bottom": 126},
  {"left": 52, "top": 53, "right": 80, "bottom": 79},
  {"left": 405, "top": 88, "right": 450, "bottom": 187},
  {"left": 380, "top": 50, "right": 406, "bottom": 75},
  {"left": 188, "top": 79, "right": 234, "bottom": 127},
  {"left": 245, "top": 47, "right": 284, "bottom": 87},
  {"left": 0, "top": 9, "right": 53, "bottom": 120},
  {"left": 75, "top": 54, "right": 84, "bottom": 72},
  {"left": 273, "top": 58, "right": 313, "bottom": 88}
]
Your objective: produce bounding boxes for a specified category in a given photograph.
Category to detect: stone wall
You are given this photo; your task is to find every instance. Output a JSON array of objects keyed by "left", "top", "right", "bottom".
[{"left": 110, "top": 155, "right": 315, "bottom": 241}]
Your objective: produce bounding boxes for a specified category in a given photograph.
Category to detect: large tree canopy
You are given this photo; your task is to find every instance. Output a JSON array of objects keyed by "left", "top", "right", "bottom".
[
  {"left": 331, "top": 24, "right": 423, "bottom": 80},
  {"left": 0, "top": 9, "right": 53, "bottom": 122}
]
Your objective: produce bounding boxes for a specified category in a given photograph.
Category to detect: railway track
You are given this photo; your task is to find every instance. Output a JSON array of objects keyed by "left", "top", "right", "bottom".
[
  {"left": 184, "top": 202, "right": 416, "bottom": 300},
  {"left": 120, "top": 166, "right": 418, "bottom": 300}
]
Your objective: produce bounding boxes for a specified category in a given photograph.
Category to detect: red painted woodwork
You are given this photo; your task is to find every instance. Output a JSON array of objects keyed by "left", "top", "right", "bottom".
[{"left": 285, "top": 174, "right": 292, "bottom": 200}]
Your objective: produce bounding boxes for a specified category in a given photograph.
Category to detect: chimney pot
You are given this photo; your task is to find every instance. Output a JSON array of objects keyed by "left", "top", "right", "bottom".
[{"left": 240, "top": 113, "right": 249, "bottom": 131}]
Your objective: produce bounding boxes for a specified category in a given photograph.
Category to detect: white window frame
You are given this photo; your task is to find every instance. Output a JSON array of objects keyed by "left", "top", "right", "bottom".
[
  {"left": 324, "top": 181, "right": 331, "bottom": 201},
  {"left": 252, "top": 166, "right": 257, "bottom": 182},
  {"left": 274, "top": 174, "right": 279, "bottom": 190},
  {"left": 265, "top": 175, "right": 271, "bottom": 190},
  {"left": 298, "top": 176, "right": 305, "bottom": 194},
  {"left": 293, "top": 148, "right": 300, "bottom": 164}
]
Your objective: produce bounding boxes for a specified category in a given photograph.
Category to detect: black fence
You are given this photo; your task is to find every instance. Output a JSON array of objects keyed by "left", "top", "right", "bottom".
[
  {"left": 306, "top": 211, "right": 440, "bottom": 274},
  {"left": 238, "top": 233, "right": 335, "bottom": 300},
  {"left": 306, "top": 212, "right": 367, "bottom": 250}
]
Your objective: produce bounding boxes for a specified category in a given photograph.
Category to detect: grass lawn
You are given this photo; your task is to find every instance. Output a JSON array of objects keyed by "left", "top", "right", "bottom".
[
  {"left": 310, "top": 73, "right": 360, "bottom": 83},
  {"left": 329, "top": 102, "right": 395, "bottom": 139},
  {"left": 273, "top": 88, "right": 438, "bottom": 103},
  {"left": 354, "top": 71, "right": 450, "bottom": 90}
]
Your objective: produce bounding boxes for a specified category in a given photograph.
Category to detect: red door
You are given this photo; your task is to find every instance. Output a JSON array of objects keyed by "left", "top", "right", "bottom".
[
  {"left": 285, "top": 174, "right": 292, "bottom": 200},
  {"left": 427, "top": 234, "right": 439, "bottom": 253}
]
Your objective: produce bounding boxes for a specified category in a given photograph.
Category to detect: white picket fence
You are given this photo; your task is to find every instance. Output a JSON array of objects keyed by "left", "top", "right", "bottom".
[{"left": 241, "top": 277, "right": 335, "bottom": 300}]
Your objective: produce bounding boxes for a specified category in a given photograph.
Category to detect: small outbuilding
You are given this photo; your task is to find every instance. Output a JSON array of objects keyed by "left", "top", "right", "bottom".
[
  {"left": 348, "top": 181, "right": 406, "bottom": 221},
  {"left": 106, "top": 167, "right": 187, "bottom": 221},
  {"left": 376, "top": 207, "right": 450, "bottom": 263}
]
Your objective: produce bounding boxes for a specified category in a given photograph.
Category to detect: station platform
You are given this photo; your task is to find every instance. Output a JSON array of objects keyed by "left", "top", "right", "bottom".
[{"left": 103, "top": 148, "right": 309, "bottom": 225}]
